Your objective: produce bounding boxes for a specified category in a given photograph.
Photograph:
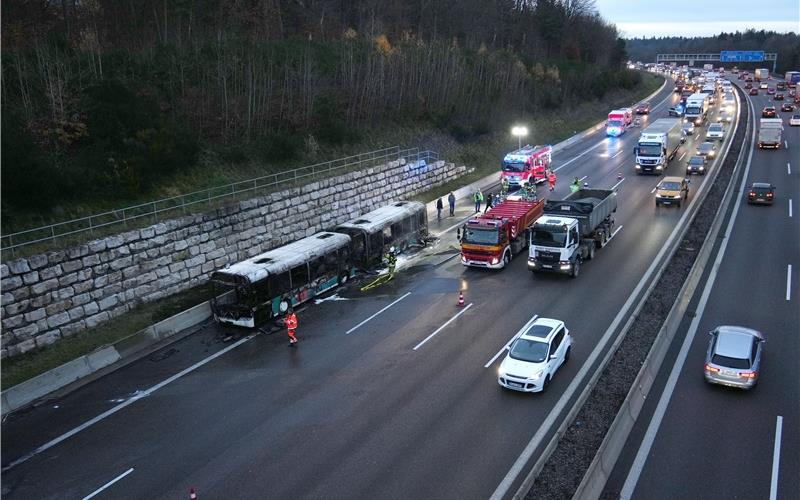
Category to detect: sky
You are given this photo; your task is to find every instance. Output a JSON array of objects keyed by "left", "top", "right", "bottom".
[{"left": 593, "top": 0, "right": 800, "bottom": 38}]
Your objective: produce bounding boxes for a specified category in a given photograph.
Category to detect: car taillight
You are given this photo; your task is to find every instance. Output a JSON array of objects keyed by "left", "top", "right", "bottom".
[
  {"left": 705, "top": 364, "right": 720, "bottom": 373},
  {"left": 767, "top": 193, "right": 773, "bottom": 197},
  {"left": 749, "top": 192, "right": 756, "bottom": 197},
  {"left": 739, "top": 371, "right": 757, "bottom": 379}
]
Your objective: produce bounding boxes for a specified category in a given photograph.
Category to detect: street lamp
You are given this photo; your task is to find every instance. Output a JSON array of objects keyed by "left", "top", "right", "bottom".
[{"left": 511, "top": 126, "right": 528, "bottom": 150}]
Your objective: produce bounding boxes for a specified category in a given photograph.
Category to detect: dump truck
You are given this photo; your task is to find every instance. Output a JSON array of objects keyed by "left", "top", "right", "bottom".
[
  {"left": 528, "top": 189, "right": 618, "bottom": 278},
  {"left": 461, "top": 197, "right": 545, "bottom": 269},
  {"left": 758, "top": 118, "right": 783, "bottom": 149},
  {"left": 634, "top": 118, "right": 684, "bottom": 174}
]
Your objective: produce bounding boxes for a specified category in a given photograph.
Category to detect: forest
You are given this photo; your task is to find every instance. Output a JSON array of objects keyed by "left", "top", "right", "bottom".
[
  {"left": 626, "top": 30, "right": 800, "bottom": 73},
  {"left": 1, "top": 0, "right": 637, "bottom": 228}
]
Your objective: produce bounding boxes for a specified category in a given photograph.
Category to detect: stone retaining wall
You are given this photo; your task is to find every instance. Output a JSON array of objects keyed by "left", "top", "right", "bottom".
[{"left": 1, "top": 158, "right": 466, "bottom": 358}]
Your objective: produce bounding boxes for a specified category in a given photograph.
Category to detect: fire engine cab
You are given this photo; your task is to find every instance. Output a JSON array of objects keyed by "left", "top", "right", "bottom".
[{"left": 500, "top": 144, "right": 552, "bottom": 187}]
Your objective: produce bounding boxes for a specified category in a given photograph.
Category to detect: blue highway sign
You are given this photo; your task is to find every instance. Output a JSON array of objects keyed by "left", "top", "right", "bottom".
[{"left": 720, "top": 51, "right": 765, "bottom": 62}]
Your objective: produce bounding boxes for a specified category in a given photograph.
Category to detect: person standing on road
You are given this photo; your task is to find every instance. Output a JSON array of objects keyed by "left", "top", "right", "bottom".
[
  {"left": 285, "top": 308, "right": 298, "bottom": 346},
  {"left": 501, "top": 177, "right": 510, "bottom": 196},
  {"left": 448, "top": 192, "right": 456, "bottom": 216},
  {"left": 548, "top": 170, "right": 557, "bottom": 192},
  {"left": 473, "top": 190, "right": 484, "bottom": 213},
  {"left": 483, "top": 192, "right": 494, "bottom": 213},
  {"left": 570, "top": 177, "right": 581, "bottom": 193},
  {"left": 436, "top": 197, "right": 444, "bottom": 219}
]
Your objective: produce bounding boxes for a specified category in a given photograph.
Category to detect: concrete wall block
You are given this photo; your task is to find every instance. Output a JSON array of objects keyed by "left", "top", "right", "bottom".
[
  {"left": 61, "top": 320, "right": 86, "bottom": 337},
  {"left": 62, "top": 259, "right": 83, "bottom": 273},
  {"left": 105, "top": 234, "right": 125, "bottom": 249},
  {"left": 5, "top": 299, "right": 30, "bottom": 316},
  {"left": 133, "top": 284, "right": 153, "bottom": 298},
  {"left": 0, "top": 264, "right": 8, "bottom": 278},
  {"left": 110, "top": 245, "right": 131, "bottom": 258},
  {"left": 121, "top": 229, "right": 141, "bottom": 244},
  {"left": 2, "top": 276, "right": 23, "bottom": 291},
  {"left": 169, "top": 261, "right": 186, "bottom": 273},
  {"left": 35, "top": 329, "right": 62, "bottom": 348},
  {"left": 140, "top": 226, "right": 155, "bottom": 238},
  {"left": 27, "top": 254, "right": 48, "bottom": 270},
  {"left": 184, "top": 255, "right": 205, "bottom": 268},
  {"left": 174, "top": 239, "right": 189, "bottom": 252},
  {"left": 73, "top": 293, "right": 91, "bottom": 306},
  {"left": 153, "top": 223, "right": 168, "bottom": 235},
  {"left": 45, "top": 298, "right": 72, "bottom": 316},
  {"left": 83, "top": 301, "right": 99, "bottom": 316},
  {"left": 122, "top": 265, "right": 141, "bottom": 279},
  {"left": 138, "top": 271, "right": 157, "bottom": 284},
  {"left": 188, "top": 245, "right": 201, "bottom": 257},
  {"left": 2, "top": 331, "right": 15, "bottom": 347},
  {"left": 155, "top": 266, "right": 170, "bottom": 278},
  {"left": 109, "top": 303, "right": 129, "bottom": 319},
  {"left": 67, "top": 305, "right": 85, "bottom": 321},
  {"left": 93, "top": 263, "right": 110, "bottom": 275},
  {"left": 201, "top": 261, "right": 216, "bottom": 274},
  {"left": 9, "top": 338, "right": 36, "bottom": 356},
  {"left": 8, "top": 259, "right": 31, "bottom": 275},
  {"left": 73, "top": 281, "right": 93, "bottom": 297},
  {"left": 47, "top": 311, "right": 70, "bottom": 328},
  {"left": 56, "top": 286, "right": 75, "bottom": 300},
  {"left": 88, "top": 238, "right": 107, "bottom": 253},
  {"left": 98, "top": 294, "right": 119, "bottom": 311},
  {"left": 12, "top": 323, "right": 39, "bottom": 341},
  {"left": 158, "top": 242, "right": 176, "bottom": 256},
  {"left": 77, "top": 268, "right": 93, "bottom": 282},
  {"left": 58, "top": 273, "right": 79, "bottom": 287},
  {"left": 46, "top": 250, "right": 66, "bottom": 265},
  {"left": 31, "top": 293, "right": 52, "bottom": 308},
  {"left": 32, "top": 278, "right": 59, "bottom": 295},
  {"left": 39, "top": 265, "right": 63, "bottom": 281},
  {"left": 129, "top": 240, "right": 150, "bottom": 252},
  {"left": 109, "top": 256, "right": 133, "bottom": 271},
  {"left": 66, "top": 244, "right": 89, "bottom": 259},
  {"left": 188, "top": 266, "right": 202, "bottom": 279},
  {"left": 85, "top": 311, "right": 110, "bottom": 329},
  {"left": 206, "top": 248, "right": 226, "bottom": 261}
]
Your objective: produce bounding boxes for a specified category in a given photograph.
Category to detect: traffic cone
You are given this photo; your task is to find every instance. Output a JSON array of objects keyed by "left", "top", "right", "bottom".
[
  {"left": 189, "top": 488, "right": 197, "bottom": 500},
  {"left": 617, "top": 172, "right": 622, "bottom": 180},
  {"left": 457, "top": 290, "right": 465, "bottom": 307}
]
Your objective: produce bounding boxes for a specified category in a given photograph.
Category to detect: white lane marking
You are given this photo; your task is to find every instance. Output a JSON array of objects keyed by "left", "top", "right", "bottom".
[
  {"left": 485, "top": 315, "right": 539, "bottom": 368},
  {"left": 82, "top": 467, "right": 134, "bottom": 500},
  {"left": 770, "top": 415, "right": 783, "bottom": 500},
  {"left": 788, "top": 162, "right": 792, "bottom": 175},
  {"left": 678, "top": 152, "right": 686, "bottom": 161},
  {"left": 579, "top": 175, "right": 588, "bottom": 182},
  {"left": 790, "top": 199, "right": 793, "bottom": 218},
  {"left": 611, "top": 178, "right": 625, "bottom": 190},
  {"left": 610, "top": 225, "right": 624, "bottom": 240},
  {"left": 553, "top": 141, "right": 605, "bottom": 172},
  {"left": 651, "top": 185, "right": 658, "bottom": 194},
  {"left": 412, "top": 303, "right": 473, "bottom": 350},
  {"left": 2, "top": 334, "right": 256, "bottom": 472},
  {"left": 620, "top": 91, "right": 756, "bottom": 500},
  {"left": 784, "top": 140, "right": 788, "bottom": 149},
  {"left": 345, "top": 292, "right": 411, "bottom": 335},
  {"left": 612, "top": 149, "right": 625, "bottom": 159},
  {"left": 787, "top": 265, "right": 792, "bottom": 301}
]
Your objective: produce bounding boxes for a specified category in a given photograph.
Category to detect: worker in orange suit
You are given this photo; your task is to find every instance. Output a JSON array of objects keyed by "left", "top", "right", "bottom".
[
  {"left": 285, "top": 308, "right": 298, "bottom": 346},
  {"left": 548, "top": 170, "right": 557, "bottom": 192}
]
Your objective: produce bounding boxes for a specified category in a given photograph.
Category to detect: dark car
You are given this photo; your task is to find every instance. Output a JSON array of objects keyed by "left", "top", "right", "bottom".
[
  {"left": 744, "top": 82, "right": 753, "bottom": 89},
  {"left": 777, "top": 82, "right": 786, "bottom": 90},
  {"left": 775, "top": 93, "right": 785, "bottom": 101},
  {"left": 749, "top": 88, "right": 758, "bottom": 96},
  {"left": 762, "top": 106, "right": 777, "bottom": 118},
  {"left": 767, "top": 87, "right": 776, "bottom": 95},
  {"left": 686, "top": 155, "right": 707, "bottom": 175},
  {"left": 747, "top": 182, "right": 774, "bottom": 205},
  {"left": 781, "top": 103, "right": 795, "bottom": 112},
  {"left": 696, "top": 142, "right": 717, "bottom": 158},
  {"left": 635, "top": 101, "right": 651, "bottom": 114}
]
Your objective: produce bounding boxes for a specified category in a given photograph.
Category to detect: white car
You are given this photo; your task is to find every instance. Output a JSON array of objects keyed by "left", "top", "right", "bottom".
[
  {"left": 760, "top": 82, "right": 769, "bottom": 89},
  {"left": 707, "top": 123, "right": 725, "bottom": 140},
  {"left": 790, "top": 114, "right": 800, "bottom": 126},
  {"left": 498, "top": 317, "right": 571, "bottom": 393}
]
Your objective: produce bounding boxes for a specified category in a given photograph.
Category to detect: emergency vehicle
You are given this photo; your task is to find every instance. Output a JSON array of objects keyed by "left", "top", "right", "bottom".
[{"left": 500, "top": 145, "right": 552, "bottom": 187}]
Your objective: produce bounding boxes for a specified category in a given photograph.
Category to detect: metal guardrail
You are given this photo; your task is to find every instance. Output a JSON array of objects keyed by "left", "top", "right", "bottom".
[{"left": 1, "top": 146, "right": 440, "bottom": 256}]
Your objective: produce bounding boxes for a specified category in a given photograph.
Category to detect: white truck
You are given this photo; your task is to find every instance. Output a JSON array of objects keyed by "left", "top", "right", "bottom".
[
  {"left": 758, "top": 118, "right": 783, "bottom": 149},
  {"left": 685, "top": 92, "right": 709, "bottom": 126},
  {"left": 755, "top": 68, "right": 769, "bottom": 81},
  {"left": 528, "top": 189, "right": 618, "bottom": 279},
  {"left": 634, "top": 118, "right": 684, "bottom": 175}
]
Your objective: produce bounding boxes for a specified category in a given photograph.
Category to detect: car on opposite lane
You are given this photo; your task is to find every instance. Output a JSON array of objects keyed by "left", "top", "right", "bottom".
[
  {"left": 790, "top": 114, "right": 800, "bottom": 126},
  {"left": 696, "top": 141, "right": 717, "bottom": 158},
  {"left": 747, "top": 182, "right": 775, "bottom": 205},
  {"left": 498, "top": 317, "right": 571, "bottom": 393},
  {"left": 762, "top": 106, "right": 777, "bottom": 118},
  {"left": 704, "top": 325, "right": 764, "bottom": 390},
  {"left": 686, "top": 155, "right": 707, "bottom": 175},
  {"left": 655, "top": 176, "right": 689, "bottom": 207}
]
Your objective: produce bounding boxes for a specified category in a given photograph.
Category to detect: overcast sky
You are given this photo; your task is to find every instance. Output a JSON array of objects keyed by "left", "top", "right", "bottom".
[{"left": 594, "top": 0, "right": 800, "bottom": 38}]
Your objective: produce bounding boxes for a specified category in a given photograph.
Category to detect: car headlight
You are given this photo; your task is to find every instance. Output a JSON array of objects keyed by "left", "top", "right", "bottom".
[
  {"left": 531, "top": 370, "right": 544, "bottom": 379},
  {"left": 491, "top": 257, "right": 499, "bottom": 265},
  {"left": 656, "top": 165, "right": 663, "bottom": 170},
  {"left": 700, "top": 166, "right": 705, "bottom": 170},
  {"left": 655, "top": 193, "right": 662, "bottom": 198}
]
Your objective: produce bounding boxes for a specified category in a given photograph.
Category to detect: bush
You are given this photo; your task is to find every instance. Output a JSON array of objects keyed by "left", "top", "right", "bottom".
[{"left": 258, "top": 129, "right": 304, "bottom": 162}]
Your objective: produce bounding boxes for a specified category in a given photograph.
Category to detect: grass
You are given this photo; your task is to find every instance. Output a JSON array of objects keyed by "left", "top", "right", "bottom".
[
  {"left": 0, "top": 72, "right": 663, "bottom": 390},
  {"left": 1, "top": 284, "right": 214, "bottom": 390}
]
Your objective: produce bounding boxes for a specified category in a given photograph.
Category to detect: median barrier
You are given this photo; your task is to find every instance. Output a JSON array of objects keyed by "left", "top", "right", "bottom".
[{"left": 571, "top": 85, "right": 751, "bottom": 500}]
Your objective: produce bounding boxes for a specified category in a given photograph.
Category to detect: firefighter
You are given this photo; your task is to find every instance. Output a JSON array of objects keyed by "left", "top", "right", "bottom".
[
  {"left": 500, "top": 177, "right": 510, "bottom": 196},
  {"left": 285, "top": 307, "right": 298, "bottom": 346},
  {"left": 570, "top": 177, "right": 581, "bottom": 193},
  {"left": 385, "top": 247, "right": 397, "bottom": 275},
  {"left": 548, "top": 170, "right": 557, "bottom": 192}
]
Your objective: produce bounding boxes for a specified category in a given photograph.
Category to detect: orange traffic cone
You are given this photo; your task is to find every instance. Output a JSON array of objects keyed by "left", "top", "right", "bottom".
[
  {"left": 189, "top": 488, "right": 197, "bottom": 500},
  {"left": 457, "top": 290, "right": 465, "bottom": 307}
]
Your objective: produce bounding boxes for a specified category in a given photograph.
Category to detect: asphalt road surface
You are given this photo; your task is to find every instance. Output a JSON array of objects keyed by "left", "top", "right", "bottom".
[
  {"left": 2, "top": 77, "right": 754, "bottom": 500},
  {"left": 603, "top": 77, "right": 799, "bottom": 500}
]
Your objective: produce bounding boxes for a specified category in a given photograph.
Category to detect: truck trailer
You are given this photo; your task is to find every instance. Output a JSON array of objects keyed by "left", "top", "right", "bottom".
[
  {"left": 528, "top": 189, "right": 618, "bottom": 278},
  {"left": 755, "top": 68, "right": 769, "bottom": 81},
  {"left": 758, "top": 118, "right": 783, "bottom": 149},
  {"left": 461, "top": 197, "right": 545, "bottom": 269},
  {"left": 634, "top": 118, "right": 684, "bottom": 175}
]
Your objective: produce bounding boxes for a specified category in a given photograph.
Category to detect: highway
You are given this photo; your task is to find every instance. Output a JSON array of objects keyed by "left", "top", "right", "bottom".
[
  {"left": 604, "top": 77, "right": 799, "bottom": 499},
  {"left": 0, "top": 77, "right": 749, "bottom": 499}
]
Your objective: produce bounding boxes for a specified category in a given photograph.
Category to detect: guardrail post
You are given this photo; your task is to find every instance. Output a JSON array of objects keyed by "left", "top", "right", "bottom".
[{"left": 152, "top": 202, "right": 157, "bottom": 223}]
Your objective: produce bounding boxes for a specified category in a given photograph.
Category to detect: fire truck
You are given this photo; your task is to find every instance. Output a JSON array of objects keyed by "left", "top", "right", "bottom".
[
  {"left": 500, "top": 145, "right": 552, "bottom": 187},
  {"left": 461, "top": 196, "right": 545, "bottom": 269}
]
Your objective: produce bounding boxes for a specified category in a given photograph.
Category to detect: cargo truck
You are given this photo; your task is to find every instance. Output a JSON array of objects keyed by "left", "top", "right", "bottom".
[
  {"left": 528, "top": 189, "right": 618, "bottom": 279},
  {"left": 755, "top": 68, "right": 769, "bottom": 81},
  {"left": 684, "top": 93, "right": 709, "bottom": 126},
  {"left": 634, "top": 118, "right": 684, "bottom": 175},
  {"left": 758, "top": 118, "right": 783, "bottom": 149},
  {"left": 606, "top": 108, "right": 633, "bottom": 136},
  {"left": 461, "top": 197, "right": 545, "bottom": 269},
  {"left": 785, "top": 71, "right": 800, "bottom": 87}
]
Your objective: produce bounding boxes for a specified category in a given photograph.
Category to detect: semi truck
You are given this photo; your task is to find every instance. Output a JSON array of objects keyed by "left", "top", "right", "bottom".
[
  {"left": 528, "top": 189, "right": 618, "bottom": 279},
  {"left": 461, "top": 197, "right": 545, "bottom": 269},
  {"left": 684, "top": 93, "right": 709, "bottom": 126},
  {"left": 758, "top": 118, "right": 783, "bottom": 149},
  {"left": 634, "top": 118, "right": 684, "bottom": 175},
  {"left": 785, "top": 71, "right": 800, "bottom": 86},
  {"left": 500, "top": 145, "right": 552, "bottom": 187},
  {"left": 606, "top": 108, "right": 633, "bottom": 137},
  {"left": 755, "top": 68, "right": 769, "bottom": 81}
]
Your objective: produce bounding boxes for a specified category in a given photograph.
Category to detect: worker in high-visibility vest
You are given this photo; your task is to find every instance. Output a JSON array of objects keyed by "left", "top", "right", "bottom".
[
  {"left": 548, "top": 170, "right": 557, "bottom": 192},
  {"left": 285, "top": 308, "right": 298, "bottom": 346}
]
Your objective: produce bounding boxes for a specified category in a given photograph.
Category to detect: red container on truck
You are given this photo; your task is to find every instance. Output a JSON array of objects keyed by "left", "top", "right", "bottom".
[
  {"left": 461, "top": 197, "right": 545, "bottom": 269},
  {"left": 500, "top": 145, "right": 552, "bottom": 187}
]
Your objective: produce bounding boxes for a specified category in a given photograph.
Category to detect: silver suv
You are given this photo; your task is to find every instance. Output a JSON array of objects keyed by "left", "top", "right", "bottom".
[{"left": 704, "top": 326, "right": 764, "bottom": 389}]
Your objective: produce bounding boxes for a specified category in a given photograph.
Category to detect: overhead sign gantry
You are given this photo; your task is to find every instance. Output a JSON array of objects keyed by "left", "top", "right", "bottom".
[{"left": 656, "top": 52, "right": 777, "bottom": 73}]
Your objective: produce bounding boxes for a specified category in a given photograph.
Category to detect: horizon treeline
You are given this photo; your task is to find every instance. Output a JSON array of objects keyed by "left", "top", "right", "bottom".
[{"left": 2, "top": 0, "right": 634, "bottom": 223}]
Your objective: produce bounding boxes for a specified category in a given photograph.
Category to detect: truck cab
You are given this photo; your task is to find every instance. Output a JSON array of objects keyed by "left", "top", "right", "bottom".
[
  {"left": 501, "top": 145, "right": 552, "bottom": 187},
  {"left": 528, "top": 216, "right": 584, "bottom": 277}
]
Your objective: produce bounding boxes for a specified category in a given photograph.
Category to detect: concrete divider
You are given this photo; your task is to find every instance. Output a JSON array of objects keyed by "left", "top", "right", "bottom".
[{"left": 572, "top": 86, "right": 750, "bottom": 500}]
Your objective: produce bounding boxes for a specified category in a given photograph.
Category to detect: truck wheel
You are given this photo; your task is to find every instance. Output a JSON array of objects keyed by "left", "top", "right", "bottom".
[
  {"left": 503, "top": 252, "right": 511, "bottom": 267},
  {"left": 587, "top": 245, "right": 595, "bottom": 261},
  {"left": 571, "top": 260, "right": 580, "bottom": 279}
]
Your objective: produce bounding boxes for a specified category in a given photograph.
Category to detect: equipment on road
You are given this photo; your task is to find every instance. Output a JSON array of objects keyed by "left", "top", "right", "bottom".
[
  {"left": 500, "top": 144, "right": 552, "bottom": 188},
  {"left": 634, "top": 118, "right": 684, "bottom": 175},
  {"left": 528, "top": 189, "right": 618, "bottom": 279},
  {"left": 461, "top": 197, "right": 545, "bottom": 269},
  {"left": 757, "top": 118, "right": 783, "bottom": 149},
  {"left": 457, "top": 290, "right": 465, "bottom": 307}
]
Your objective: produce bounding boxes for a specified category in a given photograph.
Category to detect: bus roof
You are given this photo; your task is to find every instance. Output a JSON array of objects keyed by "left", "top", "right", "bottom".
[
  {"left": 217, "top": 231, "right": 351, "bottom": 283},
  {"left": 337, "top": 201, "right": 425, "bottom": 235}
]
